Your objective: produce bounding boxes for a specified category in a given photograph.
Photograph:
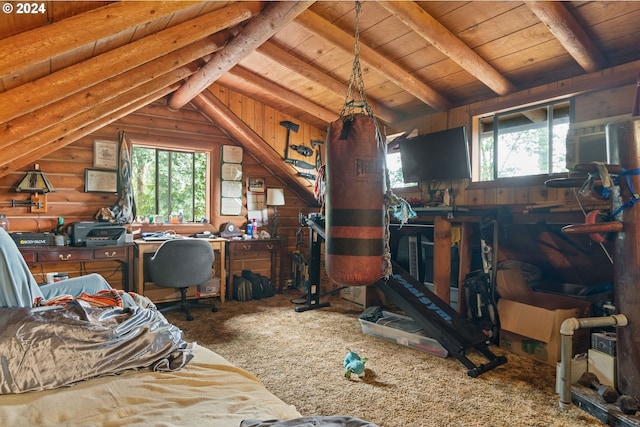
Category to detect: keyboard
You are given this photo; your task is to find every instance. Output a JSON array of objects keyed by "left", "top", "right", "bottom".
[{"left": 141, "top": 232, "right": 176, "bottom": 241}]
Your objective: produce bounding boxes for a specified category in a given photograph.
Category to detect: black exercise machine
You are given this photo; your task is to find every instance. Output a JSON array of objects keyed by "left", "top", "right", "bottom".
[
  {"left": 375, "top": 263, "right": 507, "bottom": 377},
  {"left": 295, "top": 213, "right": 507, "bottom": 377},
  {"left": 294, "top": 213, "right": 331, "bottom": 312}
]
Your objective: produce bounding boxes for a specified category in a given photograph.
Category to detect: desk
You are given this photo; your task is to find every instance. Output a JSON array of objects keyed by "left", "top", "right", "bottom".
[
  {"left": 134, "top": 238, "right": 226, "bottom": 303},
  {"left": 19, "top": 244, "right": 134, "bottom": 291},
  {"left": 226, "top": 238, "right": 285, "bottom": 299}
]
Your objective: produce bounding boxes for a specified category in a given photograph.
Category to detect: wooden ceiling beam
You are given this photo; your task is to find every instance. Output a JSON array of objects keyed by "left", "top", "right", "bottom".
[
  {"left": 219, "top": 65, "right": 339, "bottom": 123},
  {"left": 378, "top": 1, "right": 516, "bottom": 96},
  {"left": 525, "top": 1, "right": 605, "bottom": 73},
  {"left": 192, "top": 90, "right": 317, "bottom": 205},
  {"left": 168, "top": 1, "right": 314, "bottom": 110},
  {"left": 0, "top": 71, "right": 188, "bottom": 176},
  {"left": 0, "top": 1, "right": 203, "bottom": 78},
  {"left": 256, "top": 41, "right": 400, "bottom": 124},
  {"left": 0, "top": 1, "right": 262, "bottom": 124},
  {"left": 295, "top": 9, "right": 451, "bottom": 112},
  {"left": 1, "top": 38, "right": 222, "bottom": 149}
]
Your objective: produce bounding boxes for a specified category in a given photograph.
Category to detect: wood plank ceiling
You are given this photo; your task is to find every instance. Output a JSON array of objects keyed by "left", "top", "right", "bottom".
[{"left": 2, "top": 1, "right": 640, "bottom": 202}]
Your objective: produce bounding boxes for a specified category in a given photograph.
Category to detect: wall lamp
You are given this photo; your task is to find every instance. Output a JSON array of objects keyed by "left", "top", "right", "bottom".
[{"left": 12, "top": 164, "right": 55, "bottom": 213}]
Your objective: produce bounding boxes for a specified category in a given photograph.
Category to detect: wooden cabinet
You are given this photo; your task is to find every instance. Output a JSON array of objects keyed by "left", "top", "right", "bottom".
[
  {"left": 226, "top": 238, "right": 285, "bottom": 300},
  {"left": 19, "top": 244, "right": 134, "bottom": 291}
]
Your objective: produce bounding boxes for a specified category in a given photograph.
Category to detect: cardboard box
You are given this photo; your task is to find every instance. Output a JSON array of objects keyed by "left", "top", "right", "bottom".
[
  {"left": 555, "top": 356, "right": 588, "bottom": 394},
  {"left": 496, "top": 269, "right": 591, "bottom": 366},
  {"left": 340, "top": 284, "right": 383, "bottom": 308},
  {"left": 588, "top": 348, "right": 616, "bottom": 386}
]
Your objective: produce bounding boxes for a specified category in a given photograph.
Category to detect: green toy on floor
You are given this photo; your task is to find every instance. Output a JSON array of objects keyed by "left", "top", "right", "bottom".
[{"left": 344, "top": 349, "right": 368, "bottom": 379}]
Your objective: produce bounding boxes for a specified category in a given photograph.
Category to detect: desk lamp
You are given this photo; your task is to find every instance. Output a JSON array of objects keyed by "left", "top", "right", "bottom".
[{"left": 266, "top": 188, "right": 285, "bottom": 237}]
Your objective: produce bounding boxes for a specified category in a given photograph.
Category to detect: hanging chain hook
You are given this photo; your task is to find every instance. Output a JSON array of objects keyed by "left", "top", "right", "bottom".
[{"left": 340, "top": 1, "right": 373, "bottom": 119}]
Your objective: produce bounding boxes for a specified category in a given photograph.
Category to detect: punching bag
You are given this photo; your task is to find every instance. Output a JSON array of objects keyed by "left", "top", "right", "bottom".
[{"left": 325, "top": 113, "right": 385, "bottom": 286}]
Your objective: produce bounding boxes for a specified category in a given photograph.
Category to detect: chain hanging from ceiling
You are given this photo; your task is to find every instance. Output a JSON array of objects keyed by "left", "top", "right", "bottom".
[{"left": 340, "top": 1, "right": 374, "bottom": 120}]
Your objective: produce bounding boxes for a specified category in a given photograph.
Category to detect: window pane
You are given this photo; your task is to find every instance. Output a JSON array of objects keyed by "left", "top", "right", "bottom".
[
  {"left": 551, "top": 119, "right": 569, "bottom": 174},
  {"left": 497, "top": 125, "right": 549, "bottom": 178},
  {"left": 170, "top": 151, "right": 193, "bottom": 220},
  {"left": 387, "top": 151, "right": 415, "bottom": 188},
  {"left": 477, "top": 100, "right": 571, "bottom": 180},
  {"left": 131, "top": 147, "right": 157, "bottom": 217}
]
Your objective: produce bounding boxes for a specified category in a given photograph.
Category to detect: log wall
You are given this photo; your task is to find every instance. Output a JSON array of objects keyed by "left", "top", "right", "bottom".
[
  {"left": 0, "top": 79, "right": 632, "bottom": 290},
  {"left": 0, "top": 85, "right": 325, "bottom": 289}
]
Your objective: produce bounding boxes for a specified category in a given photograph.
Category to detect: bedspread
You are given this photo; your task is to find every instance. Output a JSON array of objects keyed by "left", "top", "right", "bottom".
[
  {"left": 0, "top": 301, "right": 191, "bottom": 394},
  {"left": 0, "top": 344, "right": 302, "bottom": 427}
]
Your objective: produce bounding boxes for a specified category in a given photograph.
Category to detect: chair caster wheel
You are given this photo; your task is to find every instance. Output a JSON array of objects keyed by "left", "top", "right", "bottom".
[
  {"left": 211, "top": 306, "right": 218, "bottom": 313},
  {"left": 186, "top": 314, "right": 194, "bottom": 321}
]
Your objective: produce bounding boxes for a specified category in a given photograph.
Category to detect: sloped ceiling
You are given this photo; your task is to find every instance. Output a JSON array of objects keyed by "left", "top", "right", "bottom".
[{"left": 2, "top": 1, "right": 640, "bottom": 203}]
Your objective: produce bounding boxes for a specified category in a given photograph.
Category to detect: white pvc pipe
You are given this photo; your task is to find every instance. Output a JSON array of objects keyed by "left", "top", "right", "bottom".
[{"left": 558, "top": 314, "right": 628, "bottom": 409}]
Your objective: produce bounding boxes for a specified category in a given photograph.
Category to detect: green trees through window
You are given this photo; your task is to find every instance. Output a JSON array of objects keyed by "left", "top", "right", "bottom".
[
  {"left": 131, "top": 146, "right": 207, "bottom": 222},
  {"left": 478, "top": 100, "right": 571, "bottom": 181}
]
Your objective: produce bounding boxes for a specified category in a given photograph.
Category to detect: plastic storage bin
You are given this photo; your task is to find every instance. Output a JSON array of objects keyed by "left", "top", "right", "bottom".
[{"left": 359, "top": 311, "right": 448, "bottom": 358}]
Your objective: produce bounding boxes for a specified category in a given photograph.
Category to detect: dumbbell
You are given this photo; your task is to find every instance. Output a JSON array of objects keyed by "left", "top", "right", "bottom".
[
  {"left": 577, "top": 372, "right": 619, "bottom": 403},
  {"left": 619, "top": 395, "right": 639, "bottom": 415}
]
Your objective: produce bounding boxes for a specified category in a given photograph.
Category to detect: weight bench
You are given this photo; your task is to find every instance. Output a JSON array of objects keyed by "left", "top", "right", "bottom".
[{"left": 375, "top": 262, "right": 507, "bottom": 377}]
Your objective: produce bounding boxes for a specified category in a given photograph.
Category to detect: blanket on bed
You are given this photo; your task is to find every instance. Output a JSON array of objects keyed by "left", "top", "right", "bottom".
[{"left": 0, "top": 301, "right": 192, "bottom": 394}]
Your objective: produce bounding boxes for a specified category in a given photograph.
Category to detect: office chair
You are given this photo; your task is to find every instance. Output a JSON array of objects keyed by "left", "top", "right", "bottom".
[{"left": 147, "top": 239, "right": 217, "bottom": 321}]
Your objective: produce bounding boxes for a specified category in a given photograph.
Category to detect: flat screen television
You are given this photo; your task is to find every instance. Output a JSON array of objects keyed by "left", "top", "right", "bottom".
[{"left": 399, "top": 126, "right": 471, "bottom": 182}]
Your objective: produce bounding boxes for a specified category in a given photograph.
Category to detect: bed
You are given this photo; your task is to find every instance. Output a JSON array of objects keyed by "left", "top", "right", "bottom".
[
  {"left": 0, "top": 343, "right": 301, "bottom": 426},
  {"left": 0, "top": 301, "right": 301, "bottom": 427}
]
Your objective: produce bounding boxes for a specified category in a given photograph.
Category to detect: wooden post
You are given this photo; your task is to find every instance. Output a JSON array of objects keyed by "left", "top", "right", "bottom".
[
  {"left": 433, "top": 216, "right": 451, "bottom": 305},
  {"left": 457, "top": 222, "right": 473, "bottom": 315},
  {"left": 610, "top": 119, "right": 640, "bottom": 398}
]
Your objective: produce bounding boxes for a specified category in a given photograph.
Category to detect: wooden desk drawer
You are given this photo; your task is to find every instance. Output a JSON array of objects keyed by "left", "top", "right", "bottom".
[
  {"left": 93, "top": 247, "right": 127, "bottom": 260},
  {"left": 20, "top": 252, "right": 36, "bottom": 262},
  {"left": 37, "top": 250, "right": 93, "bottom": 262},
  {"left": 230, "top": 240, "right": 279, "bottom": 253}
]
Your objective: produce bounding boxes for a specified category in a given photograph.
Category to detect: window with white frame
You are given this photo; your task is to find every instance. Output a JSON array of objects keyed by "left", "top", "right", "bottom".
[{"left": 475, "top": 100, "right": 572, "bottom": 181}]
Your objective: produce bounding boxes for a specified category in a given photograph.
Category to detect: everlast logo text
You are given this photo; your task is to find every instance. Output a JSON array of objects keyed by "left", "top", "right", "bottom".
[{"left": 355, "top": 157, "right": 377, "bottom": 178}]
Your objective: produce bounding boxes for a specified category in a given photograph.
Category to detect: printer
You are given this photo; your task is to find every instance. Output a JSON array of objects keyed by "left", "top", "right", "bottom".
[{"left": 71, "top": 221, "right": 126, "bottom": 247}]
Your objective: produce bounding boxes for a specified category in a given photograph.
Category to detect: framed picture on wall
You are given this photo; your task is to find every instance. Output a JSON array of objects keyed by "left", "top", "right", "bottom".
[
  {"left": 93, "top": 140, "right": 118, "bottom": 169},
  {"left": 248, "top": 177, "right": 265, "bottom": 193},
  {"left": 84, "top": 168, "right": 118, "bottom": 193},
  {"left": 222, "top": 145, "right": 243, "bottom": 164}
]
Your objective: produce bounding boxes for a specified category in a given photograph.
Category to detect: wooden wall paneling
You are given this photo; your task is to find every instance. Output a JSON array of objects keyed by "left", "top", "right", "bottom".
[
  {"left": 461, "top": 186, "right": 484, "bottom": 205},
  {"left": 253, "top": 100, "right": 265, "bottom": 137},
  {"left": 263, "top": 104, "right": 278, "bottom": 148},
  {"left": 573, "top": 84, "right": 635, "bottom": 122},
  {"left": 483, "top": 187, "right": 497, "bottom": 205},
  {"left": 495, "top": 187, "right": 514, "bottom": 205},
  {"left": 242, "top": 95, "right": 256, "bottom": 130},
  {"left": 227, "top": 90, "right": 245, "bottom": 121},
  {"left": 527, "top": 184, "right": 551, "bottom": 205},
  {"left": 513, "top": 187, "right": 529, "bottom": 205}
]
